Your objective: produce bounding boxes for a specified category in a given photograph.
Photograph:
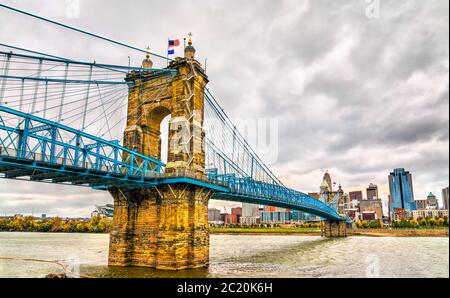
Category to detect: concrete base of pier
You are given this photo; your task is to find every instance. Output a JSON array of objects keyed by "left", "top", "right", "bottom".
[
  {"left": 108, "top": 184, "right": 211, "bottom": 270},
  {"left": 321, "top": 220, "right": 347, "bottom": 238}
]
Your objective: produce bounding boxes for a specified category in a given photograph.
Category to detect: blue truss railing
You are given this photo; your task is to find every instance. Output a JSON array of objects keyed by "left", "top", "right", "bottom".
[
  {"left": 0, "top": 105, "right": 164, "bottom": 185},
  {"left": 207, "top": 171, "right": 342, "bottom": 220},
  {"left": 0, "top": 105, "right": 344, "bottom": 220}
]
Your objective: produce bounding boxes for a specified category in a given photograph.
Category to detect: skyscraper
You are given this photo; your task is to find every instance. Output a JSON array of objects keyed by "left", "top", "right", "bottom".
[
  {"left": 442, "top": 187, "right": 449, "bottom": 210},
  {"left": 349, "top": 191, "right": 363, "bottom": 202},
  {"left": 366, "top": 183, "right": 379, "bottom": 200},
  {"left": 389, "top": 168, "right": 416, "bottom": 214}
]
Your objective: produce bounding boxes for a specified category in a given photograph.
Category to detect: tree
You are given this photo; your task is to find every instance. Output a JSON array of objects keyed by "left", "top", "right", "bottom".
[
  {"left": 409, "top": 219, "right": 419, "bottom": 229},
  {"left": 427, "top": 218, "right": 436, "bottom": 227}
]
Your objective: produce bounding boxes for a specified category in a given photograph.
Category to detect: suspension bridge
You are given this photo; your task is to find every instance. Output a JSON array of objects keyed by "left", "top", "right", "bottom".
[{"left": 0, "top": 4, "right": 347, "bottom": 270}]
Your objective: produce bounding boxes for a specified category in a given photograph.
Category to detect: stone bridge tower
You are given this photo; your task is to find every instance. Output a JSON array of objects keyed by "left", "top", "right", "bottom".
[{"left": 108, "top": 38, "right": 212, "bottom": 270}]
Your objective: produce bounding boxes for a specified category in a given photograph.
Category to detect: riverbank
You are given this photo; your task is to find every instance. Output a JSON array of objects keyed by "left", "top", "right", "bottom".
[
  {"left": 210, "top": 227, "right": 449, "bottom": 237},
  {"left": 351, "top": 228, "right": 449, "bottom": 237},
  {"left": 210, "top": 227, "right": 322, "bottom": 236}
]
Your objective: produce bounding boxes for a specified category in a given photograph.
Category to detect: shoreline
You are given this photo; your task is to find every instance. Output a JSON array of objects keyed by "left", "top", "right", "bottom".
[
  {"left": 1, "top": 228, "right": 448, "bottom": 237},
  {"left": 210, "top": 228, "right": 449, "bottom": 237}
]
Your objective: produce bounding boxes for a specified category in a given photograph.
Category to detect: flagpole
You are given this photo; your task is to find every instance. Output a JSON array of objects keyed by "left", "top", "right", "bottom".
[{"left": 166, "top": 38, "right": 169, "bottom": 67}]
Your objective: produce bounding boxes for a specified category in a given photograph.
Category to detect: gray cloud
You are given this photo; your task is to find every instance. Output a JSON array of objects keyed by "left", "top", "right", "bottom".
[{"left": 0, "top": 0, "right": 448, "bottom": 215}]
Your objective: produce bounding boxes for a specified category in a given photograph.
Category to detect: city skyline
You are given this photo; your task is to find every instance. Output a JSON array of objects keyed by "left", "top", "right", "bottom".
[{"left": 0, "top": 0, "right": 448, "bottom": 217}]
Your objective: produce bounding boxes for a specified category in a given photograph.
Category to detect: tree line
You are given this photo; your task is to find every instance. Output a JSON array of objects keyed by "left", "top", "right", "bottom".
[
  {"left": 0, "top": 216, "right": 112, "bottom": 233},
  {"left": 356, "top": 217, "right": 449, "bottom": 229}
]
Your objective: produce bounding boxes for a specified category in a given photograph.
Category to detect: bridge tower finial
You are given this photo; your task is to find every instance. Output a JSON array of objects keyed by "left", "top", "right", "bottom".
[
  {"left": 185, "top": 32, "right": 196, "bottom": 59},
  {"left": 142, "top": 45, "right": 153, "bottom": 68}
]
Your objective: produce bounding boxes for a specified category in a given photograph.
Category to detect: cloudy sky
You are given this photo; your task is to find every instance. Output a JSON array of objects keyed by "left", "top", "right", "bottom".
[{"left": 0, "top": 0, "right": 448, "bottom": 217}]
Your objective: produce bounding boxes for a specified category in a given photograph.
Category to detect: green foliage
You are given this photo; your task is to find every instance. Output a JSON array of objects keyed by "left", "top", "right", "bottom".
[
  {"left": 0, "top": 216, "right": 112, "bottom": 233},
  {"left": 391, "top": 217, "right": 449, "bottom": 229}
]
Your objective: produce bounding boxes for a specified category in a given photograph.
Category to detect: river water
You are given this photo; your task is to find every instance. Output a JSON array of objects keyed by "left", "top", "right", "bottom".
[{"left": 0, "top": 232, "right": 448, "bottom": 278}]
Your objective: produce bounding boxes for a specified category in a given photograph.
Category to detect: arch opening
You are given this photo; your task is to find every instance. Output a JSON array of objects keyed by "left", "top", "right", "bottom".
[{"left": 144, "top": 105, "right": 171, "bottom": 162}]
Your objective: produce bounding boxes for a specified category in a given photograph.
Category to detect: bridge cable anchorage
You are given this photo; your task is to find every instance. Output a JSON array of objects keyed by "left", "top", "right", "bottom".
[{"left": 0, "top": 4, "right": 172, "bottom": 62}]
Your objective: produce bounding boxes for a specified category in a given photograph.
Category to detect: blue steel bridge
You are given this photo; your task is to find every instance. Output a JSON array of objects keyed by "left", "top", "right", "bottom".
[{"left": 0, "top": 4, "right": 345, "bottom": 222}]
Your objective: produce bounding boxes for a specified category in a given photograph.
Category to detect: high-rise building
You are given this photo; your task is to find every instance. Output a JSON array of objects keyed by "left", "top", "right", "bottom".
[
  {"left": 426, "top": 192, "right": 439, "bottom": 210},
  {"left": 442, "top": 187, "right": 449, "bottom": 210},
  {"left": 349, "top": 191, "right": 363, "bottom": 202},
  {"left": 366, "top": 183, "right": 379, "bottom": 200},
  {"left": 389, "top": 168, "right": 416, "bottom": 215}
]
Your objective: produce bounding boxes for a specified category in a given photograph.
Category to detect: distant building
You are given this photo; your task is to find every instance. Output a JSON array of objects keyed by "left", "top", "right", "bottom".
[
  {"left": 389, "top": 168, "right": 416, "bottom": 217},
  {"left": 426, "top": 192, "right": 439, "bottom": 210},
  {"left": 360, "top": 199, "right": 383, "bottom": 220},
  {"left": 91, "top": 204, "right": 114, "bottom": 218},
  {"left": 263, "top": 206, "right": 277, "bottom": 212},
  {"left": 232, "top": 207, "right": 242, "bottom": 217},
  {"left": 223, "top": 207, "right": 242, "bottom": 225},
  {"left": 366, "top": 183, "right": 379, "bottom": 200},
  {"left": 292, "top": 211, "right": 321, "bottom": 222},
  {"left": 407, "top": 209, "right": 449, "bottom": 220},
  {"left": 240, "top": 216, "right": 260, "bottom": 226},
  {"left": 393, "top": 208, "right": 406, "bottom": 221},
  {"left": 240, "top": 203, "right": 260, "bottom": 226},
  {"left": 415, "top": 199, "right": 428, "bottom": 210},
  {"left": 223, "top": 213, "right": 238, "bottom": 225},
  {"left": 442, "top": 187, "right": 449, "bottom": 210},
  {"left": 361, "top": 211, "right": 376, "bottom": 221},
  {"left": 260, "top": 211, "right": 292, "bottom": 224},
  {"left": 242, "top": 203, "right": 259, "bottom": 217},
  {"left": 208, "top": 208, "right": 222, "bottom": 222},
  {"left": 349, "top": 191, "right": 363, "bottom": 202}
]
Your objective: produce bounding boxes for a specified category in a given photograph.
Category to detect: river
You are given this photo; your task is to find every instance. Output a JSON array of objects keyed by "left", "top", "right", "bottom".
[{"left": 0, "top": 232, "right": 448, "bottom": 278}]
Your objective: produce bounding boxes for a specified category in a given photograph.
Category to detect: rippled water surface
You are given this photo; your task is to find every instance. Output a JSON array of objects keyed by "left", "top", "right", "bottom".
[{"left": 0, "top": 232, "right": 448, "bottom": 278}]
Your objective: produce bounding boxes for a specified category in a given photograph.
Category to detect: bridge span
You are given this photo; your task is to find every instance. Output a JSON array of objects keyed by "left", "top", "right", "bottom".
[{"left": 0, "top": 4, "right": 347, "bottom": 270}]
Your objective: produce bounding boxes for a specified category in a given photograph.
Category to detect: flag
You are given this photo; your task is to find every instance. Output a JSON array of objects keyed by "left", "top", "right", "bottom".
[
  {"left": 168, "top": 49, "right": 175, "bottom": 55},
  {"left": 168, "top": 39, "right": 180, "bottom": 47}
]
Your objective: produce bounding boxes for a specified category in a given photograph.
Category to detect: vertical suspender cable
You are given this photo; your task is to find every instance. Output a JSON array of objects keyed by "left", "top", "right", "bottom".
[
  {"left": 57, "top": 62, "right": 69, "bottom": 121},
  {"left": 19, "top": 78, "right": 25, "bottom": 111},
  {"left": 43, "top": 81, "right": 48, "bottom": 119},
  {"left": 31, "top": 59, "right": 43, "bottom": 113},
  {"left": 81, "top": 65, "right": 93, "bottom": 130},
  {"left": 0, "top": 53, "right": 11, "bottom": 105}
]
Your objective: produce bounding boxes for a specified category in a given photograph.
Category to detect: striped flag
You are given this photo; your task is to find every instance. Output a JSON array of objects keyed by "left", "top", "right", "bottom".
[{"left": 168, "top": 39, "right": 180, "bottom": 56}]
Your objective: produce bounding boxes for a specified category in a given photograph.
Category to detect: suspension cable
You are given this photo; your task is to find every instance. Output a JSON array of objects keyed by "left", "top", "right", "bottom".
[{"left": 0, "top": 4, "right": 172, "bottom": 61}]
